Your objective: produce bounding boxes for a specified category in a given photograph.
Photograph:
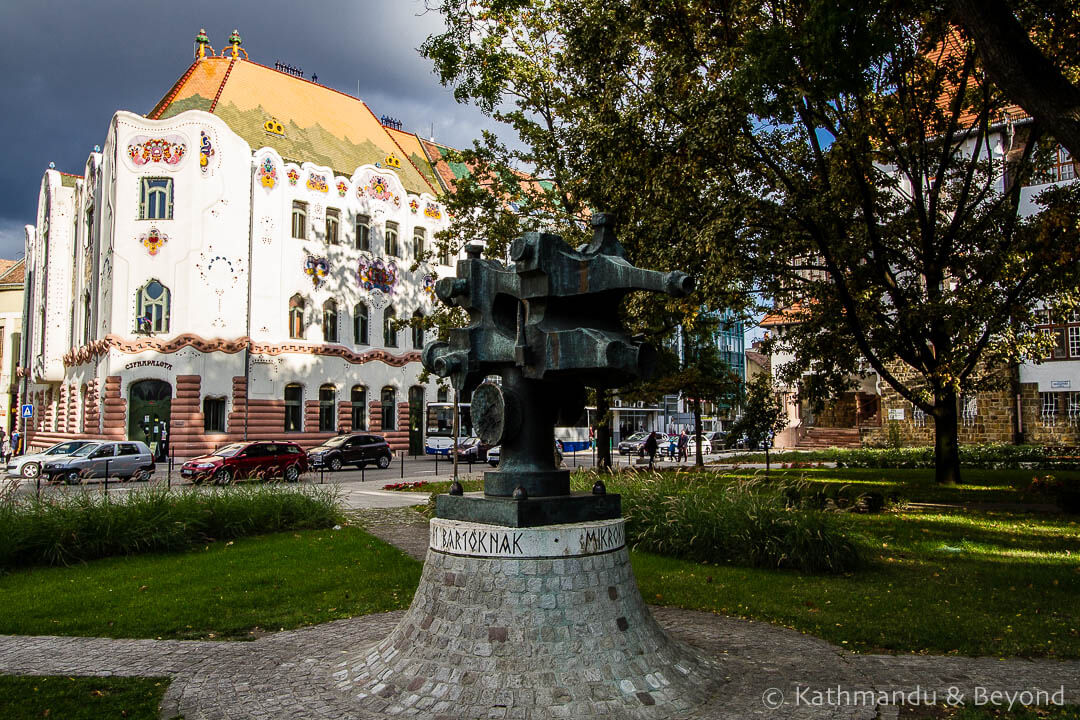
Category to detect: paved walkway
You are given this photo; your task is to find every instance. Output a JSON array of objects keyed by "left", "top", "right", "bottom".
[{"left": 1, "top": 521, "right": 1078, "bottom": 719}]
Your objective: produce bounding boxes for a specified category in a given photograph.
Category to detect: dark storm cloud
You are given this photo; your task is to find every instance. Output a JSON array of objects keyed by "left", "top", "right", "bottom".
[{"left": 0, "top": 0, "right": 498, "bottom": 258}]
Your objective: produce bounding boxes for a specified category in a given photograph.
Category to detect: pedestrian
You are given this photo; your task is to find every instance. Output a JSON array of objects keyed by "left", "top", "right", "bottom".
[
  {"left": 1, "top": 437, "right": 9, "bottom": 465},
  {"left": 644, "top": 431, "right": 659, "bottom": 469},
  {"left": 668, "top": 434, "right": 677, "bottom": 460},
  {"left": 678, "top": 431, "right": 689, "bottom": 462},
  {"left": 10, "top": 429, "right": 20, "bottom": 457}
]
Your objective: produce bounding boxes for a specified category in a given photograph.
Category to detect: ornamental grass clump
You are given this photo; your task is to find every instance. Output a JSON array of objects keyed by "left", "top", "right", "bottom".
[
  {"left": 606, "top": 473, "right": 860, "bottom": 574},
  {"left": 0, "top": 484, "right": 341, "bottom": 570}
]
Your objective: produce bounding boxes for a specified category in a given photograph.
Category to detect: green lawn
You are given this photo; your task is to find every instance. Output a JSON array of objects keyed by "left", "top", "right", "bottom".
[
  {"left": 0, "top": 675, "right": 174, "bottom": 720},
  {"left": 0, "top": 526, "right": 420, "bottom": 640},
  {"left": 632, "top": 505, "right": 1080, "bottom": 657}
]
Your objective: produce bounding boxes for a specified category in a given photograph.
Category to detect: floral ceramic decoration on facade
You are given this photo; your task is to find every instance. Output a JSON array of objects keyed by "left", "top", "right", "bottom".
[
  {"left": 336, "top": 180, "right": 348, "bottom": 197},
  {"left": 199, "top": 131, "right": 215, "bottom": 174},
  {"left": 409, "top": 198, "right": 419, "bottom": 214},
  {"left": 127, "top": 136, "right": 186, "bottom": 167},
  {"left": 357, "top": 254, "right": 398, "bottom": 310},
  {"left": 287, "top": 168, "right": 300, "bottom": 185},
  {"left": 424, "top": 202, "right": 442, "bottom": 220},
  {"left": 258, "top": 157, "right": 277, "bottom": 189},
  {"left": 304, "top": 255, "right": 330, "bottom": 289},
  {"left": 362, "top": 174, "right": 401, "bottom": 208},
  {"left": 140, "top": 227, "right": 169, "bottom": 256},
  {"left": 307, "top": 172, "right": 329, "bottom": 193}
]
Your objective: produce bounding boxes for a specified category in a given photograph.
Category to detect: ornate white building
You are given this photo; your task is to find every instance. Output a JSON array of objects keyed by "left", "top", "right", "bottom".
[{"left": 21, "top": 31, "right": 465, "bottom": 458}]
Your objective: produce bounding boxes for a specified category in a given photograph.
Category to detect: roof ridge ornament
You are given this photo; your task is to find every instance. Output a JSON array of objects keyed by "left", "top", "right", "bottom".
[
  {"left": 194, "top": 28, "right": 215, "bottom": 60},
  {"left": 222, "top": 29, "right": 248, "bottom": 60}
]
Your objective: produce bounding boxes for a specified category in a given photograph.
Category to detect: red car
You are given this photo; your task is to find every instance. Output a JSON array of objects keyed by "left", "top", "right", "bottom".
[{"left": 181, "top": 441, "right": 308, "bottom": 484}]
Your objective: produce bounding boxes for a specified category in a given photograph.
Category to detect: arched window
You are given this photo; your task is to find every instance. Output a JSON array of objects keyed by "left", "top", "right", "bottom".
[
  {"left": 413, "top": 227, "right": 425, "bottom": 258},
  {"left": 381, "top": 386, "right": 396, "bottom": 430},
  {"left": 289, "top": 295, "right": 305, "bottom": 339},
  {"left": 139, "top": 178, "right": 173, "bottom": 220},
  {"left": 325, "top": 208, "right": 340, "bottom": 245},
  {"left": 411, "top": 310, "right": 425, "bottom": 349},
  {"left": 439, "top": 241, "right": 452, "bottom": 266},
  {"left": 322, "top": 299, "right": 338, "bottom": 343},
  {"left": 353, "top": 302, "right": 369, "bottom": 345},
  {"left": 383, "top": 306, "right": 398, "bottom": 348},
  {"left": 351, "top": 385, "right": 367, "bottom": 431},
  {"left": 319, "top": 384, "right": 336, "bottom": 432},
  {"left": 291, "top": 201, "right": 307, "bottom": 239},
  {"left": 82, "top": 290, "right": 92, "bottom": 344},
  {"left": 385, "top": 222, "right": 399, "bottom": 257},
  {"left": 135, "top": 279, "right": 170, "bottom": 333},
  {"left": 355, "top": 214, "right": 371, "bottom": 251},
  {"left": 284, "top": 383, "right": 303, "bottom": 432}
]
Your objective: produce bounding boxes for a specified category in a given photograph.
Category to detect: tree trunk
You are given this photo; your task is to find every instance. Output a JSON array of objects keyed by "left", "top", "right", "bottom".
[
  {"left": 693, "top": 396, "right": 704, "bottom": 468},
  {"left": 951, "top": 0, "right": 1080, "bottom": 160},
  {"left": 595, "top": 390, "right": 612, "bottom": 470},
  {"left": 933, "top": 389, "right": 962, "bottom": 485}
]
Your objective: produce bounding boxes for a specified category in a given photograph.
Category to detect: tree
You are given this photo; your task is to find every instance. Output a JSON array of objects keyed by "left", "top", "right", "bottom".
[
  {"left": 726, "top": 373, "right": 788, "bottom": 475},
  {"left": 554, "top": 2, "right": 1080, "bottom": 484},
  {"left": 424, "top": 2, "right": 1080, "bottom": 484},
  {"left": 421, "top": 0, "right": 749, "bottom": 469}
]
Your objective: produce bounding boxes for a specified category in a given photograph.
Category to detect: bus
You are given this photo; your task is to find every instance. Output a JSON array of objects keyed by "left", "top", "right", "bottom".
[{"left": 424, "top": 402, "right": 591, "bottom": 454}]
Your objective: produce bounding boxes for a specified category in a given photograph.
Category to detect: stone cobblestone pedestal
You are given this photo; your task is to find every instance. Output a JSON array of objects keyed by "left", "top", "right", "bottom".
[{"left": 342, "top": 518, "right": 721, "bottom": 719}]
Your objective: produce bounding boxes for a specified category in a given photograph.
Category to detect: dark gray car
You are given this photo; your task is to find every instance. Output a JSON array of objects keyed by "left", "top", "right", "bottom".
[{"left": 42, "top": 441, "right": 155, "bottom": 484}]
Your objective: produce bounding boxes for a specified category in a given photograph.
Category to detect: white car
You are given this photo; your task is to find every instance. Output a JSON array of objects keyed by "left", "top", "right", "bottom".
[{"left": 6, "top": 440, "right": 98, "bottom": 479}]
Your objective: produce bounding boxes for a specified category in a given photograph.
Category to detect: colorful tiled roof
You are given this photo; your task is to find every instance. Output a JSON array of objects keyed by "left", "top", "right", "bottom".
[
  {"left": 149, "top": 56, "right": 439, "bottom": 197},
  {"left": 760, "top": 303, "right": 808, "bottom": 327}
]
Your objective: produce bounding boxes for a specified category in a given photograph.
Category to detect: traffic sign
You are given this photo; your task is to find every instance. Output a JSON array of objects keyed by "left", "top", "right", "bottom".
[{"left": 20, "top": 404, "right": 33, "bottom": 418}]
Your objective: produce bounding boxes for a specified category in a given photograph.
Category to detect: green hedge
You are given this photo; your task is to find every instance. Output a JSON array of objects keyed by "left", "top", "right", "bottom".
[
  {"left": 835, "top": 444, "right": 1079, "bottom": 470},
  {"left": 594, "top": 473, "right": 861, "bottom": 574},
  {"left": 0, "top": 485, "right": 341, "bottom": 570}
]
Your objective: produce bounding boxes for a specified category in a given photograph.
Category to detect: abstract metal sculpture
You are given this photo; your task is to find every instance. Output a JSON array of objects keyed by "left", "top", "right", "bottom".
[{"left": 423, "top": 212, "right": 692, "bottom": 526}]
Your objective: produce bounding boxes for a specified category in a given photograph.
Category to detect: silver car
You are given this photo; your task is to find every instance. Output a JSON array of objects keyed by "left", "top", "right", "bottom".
[
  {"left": 6, "top": 440, "right": 97, "bottom": 479},
  {"left": 42, "top": 441, "right": 155, "bottom": 484}
]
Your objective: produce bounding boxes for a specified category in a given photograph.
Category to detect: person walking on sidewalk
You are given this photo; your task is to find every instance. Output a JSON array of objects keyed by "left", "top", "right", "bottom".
[
  {"left": 677, "top": 431, "right": 689, "bottom": 462},
  {"left": 644, "top": 431, "right": 659, "bottom": 469}
]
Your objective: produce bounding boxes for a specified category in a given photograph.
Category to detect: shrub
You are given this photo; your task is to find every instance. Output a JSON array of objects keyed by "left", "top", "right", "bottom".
[
  {"left": 592, "top": 473, "right": 861, "bottom": 574},
  {"left": 834, "top": 444, "right": 1078, "bottom": 470},
  {"left": 0, "top": 485, "right": 341, "bottom": 570}
]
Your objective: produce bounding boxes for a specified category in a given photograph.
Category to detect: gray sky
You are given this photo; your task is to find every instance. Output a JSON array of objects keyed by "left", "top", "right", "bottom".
[{"left": 0, "top": 0, "right": 499, "bottom": 259}]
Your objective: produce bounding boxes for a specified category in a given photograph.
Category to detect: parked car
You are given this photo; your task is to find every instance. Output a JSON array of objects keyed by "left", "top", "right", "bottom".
[
  {"left": 42, "top": 441, "right": 155, "bottom": 484},
  {"left": 180, "top": 441, "right": 307, "bottom": 484},
  {"left": 307, "top": 433, "right": 393, "bottom": 470},
  {"left": 688, "top": 435, "right": 716, "bottom": 454},
  {"left": 617, "top": 432, "right": 669, "bottom": 456},
  {"left": 6, "top": 440, "right": 96, "bottom": 479},
  {"left": 455, "top": 437, "right": 492, "bottom": 462}
]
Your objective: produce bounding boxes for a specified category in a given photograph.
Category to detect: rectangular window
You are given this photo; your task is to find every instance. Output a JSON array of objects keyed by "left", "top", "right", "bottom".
[
  {"left": 1041, "top": 392, "right": 1059, "bottom": 427},
  {"left": 440, "top": 243, "right": 451, "bottom": 266},
  {"left": 960, "top": 394, "right": 977, "bottom": 427},
  {"left": 1054, "top": 145, "right": 1076, "bottom": 182},
  {"left": 319, "top": 386, "right": 336, "bottom": 432},
  {"left": 1047, "top": 328, "right": 1067, "bottom": 359},
  {"left": 10, "top": 332, "right": 19, "bottom": 379},
  {"left": 911, "top": 404, "right": 926, "bottom": 427},
  {"left": 1070, "top": 326, "right": 1080, "bottom": 358},
  {"left": 326, "top": 208, "right": 340, "bottom": 245},
  {"left": 1070, "top": 392, "right": 1080, "bottom": 425},
  {"left": 139, "top": 177, "right": 173, "bottom": 220},
  {"left": 292, "top": 201, "right": 307, "bottom": 239},
  {"left": 351, "top": 387, "right": 367, "bottom": 431},
  {"left": 284, "top": 385, "right": 303, "bottom": 432},
  {"left": 356, "top": 215, "right": 370, "bottom": 251},
  {"left": 413, "top": 227, "right": 425, "bottom": 259},
  {"left": 203, "top": 397, "right": 227, "bottom": 433}
]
